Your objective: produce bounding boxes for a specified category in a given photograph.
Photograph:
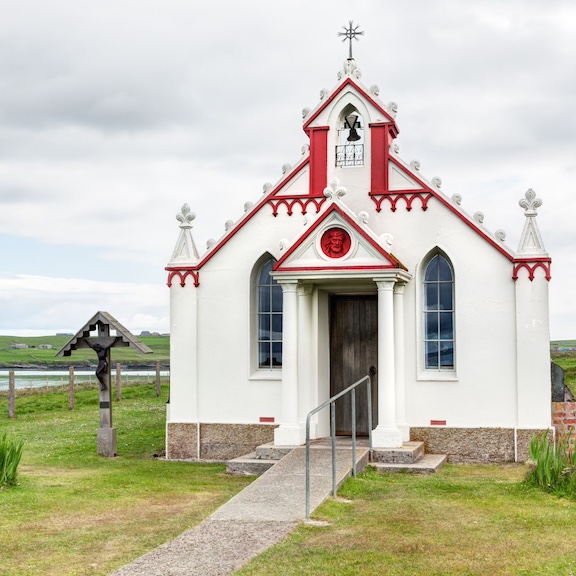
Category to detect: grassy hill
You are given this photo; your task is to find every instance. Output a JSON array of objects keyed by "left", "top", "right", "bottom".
[{"left": 0, "top": 335, "right": 169, "bottom": 369}]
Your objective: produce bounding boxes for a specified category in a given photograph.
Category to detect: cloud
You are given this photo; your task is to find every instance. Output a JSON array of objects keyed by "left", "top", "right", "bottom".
[
  {"left": 0, "top": 0, "right": 574, "bottom": 338},
  {"left": 0, "top": 274, "right": 169, "bottom": 335}
]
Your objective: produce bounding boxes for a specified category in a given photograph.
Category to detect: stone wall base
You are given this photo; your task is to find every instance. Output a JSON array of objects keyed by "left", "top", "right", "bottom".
[
  {"left": 410, "top": 427, "right": 549, "bottom": 463},
  {"left": 166, "top": 422, "right": 277, "bottom": 461}
]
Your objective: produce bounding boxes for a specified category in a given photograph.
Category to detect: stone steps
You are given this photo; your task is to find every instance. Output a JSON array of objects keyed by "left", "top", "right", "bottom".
[
  {"left": 226, "top": 443, "right": 296, "bottom": 476},
  {"left": 227, "top": 439, "right": 446, "bottom": 476},
  {"left": 372, "top": 453, "right": 447, "bottom": 474}
]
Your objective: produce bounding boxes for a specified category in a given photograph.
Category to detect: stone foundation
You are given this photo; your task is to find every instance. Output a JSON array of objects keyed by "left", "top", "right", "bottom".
[
  {"left": 166, "top": 422, "right": 277, "bottom": 461},
  {"left": 166, "top": 423, "right": 198, "bottom": 460},
  {"left": 410, "top": 427, "right": 548, "bottom": 463}
]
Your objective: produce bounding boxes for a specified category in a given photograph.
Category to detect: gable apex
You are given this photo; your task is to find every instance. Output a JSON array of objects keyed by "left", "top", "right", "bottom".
[
  {"left": 303, "top": 76, "right": 398, "bottom": 135},
  {"left": 274, "top": 180, "right": 405, "bottom": 275}
]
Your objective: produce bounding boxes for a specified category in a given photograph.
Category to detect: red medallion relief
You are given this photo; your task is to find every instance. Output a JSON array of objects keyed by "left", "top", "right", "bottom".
[{"left": 320, "top": 228, "right": 351, "bottom": 259}]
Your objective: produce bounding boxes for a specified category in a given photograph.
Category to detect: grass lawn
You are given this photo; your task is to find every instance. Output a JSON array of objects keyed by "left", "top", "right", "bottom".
[
  {"left": 2, "top": 376, "right": 576, "bottom": 575},
  {"left": 238, "top": 466, "right": 576, "bottom": 576},
  {"left": 0, "top": 383, "right": 253, "bottom": 576}
]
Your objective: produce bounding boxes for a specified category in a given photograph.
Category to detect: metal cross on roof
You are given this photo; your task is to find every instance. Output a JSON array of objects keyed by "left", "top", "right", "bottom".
[{"left": 338, "top": 20, "right": 364, "bottom": 60}]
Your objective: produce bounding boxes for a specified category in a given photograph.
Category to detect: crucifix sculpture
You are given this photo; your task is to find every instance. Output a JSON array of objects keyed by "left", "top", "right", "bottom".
[{"left": 56, "top": 311, "right": 152, "bottom": 457}]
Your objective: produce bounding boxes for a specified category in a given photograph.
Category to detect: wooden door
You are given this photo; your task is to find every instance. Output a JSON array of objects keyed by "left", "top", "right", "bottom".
[{"left": 330, "top": 295, "right": 378, "bottom": 435}]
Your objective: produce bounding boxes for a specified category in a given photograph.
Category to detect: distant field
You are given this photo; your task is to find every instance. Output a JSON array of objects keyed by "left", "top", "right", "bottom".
[
  {"left": 1, "top": 334, "right": 573, "bottom": 386},
  {"left": 0, "top": 335, "right": 169, "bottom": 368}
]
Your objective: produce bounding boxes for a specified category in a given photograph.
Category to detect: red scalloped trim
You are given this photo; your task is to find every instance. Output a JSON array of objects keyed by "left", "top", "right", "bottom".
[
  {"left": 267, "top": 196, "right": 327, "bottom": 216},
  {"left": 166, "top": 269, "right": 200, "bottom": 288},
  {"left": 512, "top": 260, "right": 551, "bottom": 282},
  {"left": 370, "top": 191, "right": 433, "bottom": 212}
]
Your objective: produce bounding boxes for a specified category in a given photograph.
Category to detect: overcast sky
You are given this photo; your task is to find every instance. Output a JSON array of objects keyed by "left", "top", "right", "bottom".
[{"left": 0, "top": 0, "right": 574, "bottom": 339}]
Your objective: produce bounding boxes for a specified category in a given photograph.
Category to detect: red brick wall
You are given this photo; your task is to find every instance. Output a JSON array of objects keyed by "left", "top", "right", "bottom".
[{"left": 552, "top": 402, "right": 576, "bottom": 438}]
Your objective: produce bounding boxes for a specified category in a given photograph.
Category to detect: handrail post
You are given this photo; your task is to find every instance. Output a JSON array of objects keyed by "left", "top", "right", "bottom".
[
  {"left": 367, "top": 375, "right": 373, "bottom": 459},
  {"left": 351, "top": 387, "right": 357, "bottom": 477},
  {"left": 331, "top": 402, "right": 336, "bottom": 497},
  {"left": 305, "top": 413, "right": 311, "bottom": 520}
]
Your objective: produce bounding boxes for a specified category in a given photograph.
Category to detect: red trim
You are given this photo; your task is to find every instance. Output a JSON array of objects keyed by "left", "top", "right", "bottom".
[
  {"left": 309, "top": 127, "right": 329, "bottom": 197},
  {"left": 274, "top": 265, "right": 402, "bottom": 273},
  {"left": 303, "top": 78, "right": 398, "bottom": 133},
  {"left": 259, "top": 417, "right": 275, "bottom": 423},
  {"left": 371, "top": 191, "right": 434, "bottom": 212},
  {"left": 268, "top": 196, "right": 327, "bottom": 216},
  {"left": 380, "top": 156, "right": 516, "bottom": 263},
  {"left": 512, "top": 259, "right": 552, "bottom": 281},
  {"left": 166, "top": 269, "right": 200, "bottom": 288},
  {"left": 184, "top": 156, "right": 312, "bottom": 273},
  {"left": 370, "top": 123, "right": 388, "bottom": 195},
  {"left": 273, "top": 204, "right": 405, "bottom": 272},
  {"left": 430, "top": 420, "right": 447, "bottom": 426}
]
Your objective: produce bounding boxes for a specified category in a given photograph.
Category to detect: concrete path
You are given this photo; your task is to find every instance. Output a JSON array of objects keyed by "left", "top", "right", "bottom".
[{"left": 111, "top": 443, "right": 369, "bottom": 576}]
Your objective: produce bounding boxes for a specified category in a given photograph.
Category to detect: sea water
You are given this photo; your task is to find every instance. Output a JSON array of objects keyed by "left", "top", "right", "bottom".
[{"left": 0, "top": 369, "right": 170, "bottom": 391}]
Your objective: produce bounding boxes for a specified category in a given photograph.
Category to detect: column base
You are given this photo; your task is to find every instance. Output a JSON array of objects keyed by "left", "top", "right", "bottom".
[
  {"left": 397, "top": 422, "right": 410, "bottom": 442},
  {"left": 372, "top": 425, "right": 403, "bottom": 449},
  {"left": 274, "top": 424, "right": 306, "bottom": 446}
]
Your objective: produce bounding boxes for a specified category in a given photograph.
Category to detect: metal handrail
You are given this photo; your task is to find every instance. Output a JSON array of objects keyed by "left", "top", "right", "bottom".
[{"left": 305, "top": 374, "right": 372, "bottom": 520}]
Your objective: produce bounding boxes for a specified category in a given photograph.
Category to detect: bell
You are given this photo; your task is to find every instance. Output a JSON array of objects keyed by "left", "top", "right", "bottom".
[{"left": 345, "top": 114, "right": 361, "bottom": 142}]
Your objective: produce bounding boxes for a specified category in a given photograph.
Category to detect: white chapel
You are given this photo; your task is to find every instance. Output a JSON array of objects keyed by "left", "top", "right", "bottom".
[{"left": 164, "top": 41, "right": 552, "bottom": 463}]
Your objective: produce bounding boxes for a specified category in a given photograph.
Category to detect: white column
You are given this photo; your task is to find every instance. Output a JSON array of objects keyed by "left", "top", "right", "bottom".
[
  {"left": 372, "top": 279, "right": 403, "bottom": 448},
  {"left": 274, "top": 281, "right": 305, "bottom": 446},
  {"left": 297, "top": 285, "right": 316, "bottom": 436},
  {"left": 394, "top": 283, "right": 409, "bottom": 441},
  {"left": 168, "top": 279, "right": 198, "bottom": 423},
  {"left": 515, "top": 273, "right": 551, "bottom": 428}
]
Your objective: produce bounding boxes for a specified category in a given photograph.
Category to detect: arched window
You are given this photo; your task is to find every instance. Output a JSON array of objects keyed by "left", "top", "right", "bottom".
[
  {"left": 423, "top": 254, "right": 454, "bottom": 369},
  {"left": 257, "top": 258, "right": 283, "bottom": 369}
]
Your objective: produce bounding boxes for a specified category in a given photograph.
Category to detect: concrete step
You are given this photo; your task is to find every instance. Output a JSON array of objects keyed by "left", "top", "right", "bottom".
[
  {"left": 371, "top": 453, "right": 447, "bottom": 474},
  {"left": 371, "top": 441, "right": 425, "bottom": 464},
  {"left": 226, "top": 452, "right": 279, "bottom": 476},
  {"left": 255, "top": 442, "right": 297, "bottom": 461}
]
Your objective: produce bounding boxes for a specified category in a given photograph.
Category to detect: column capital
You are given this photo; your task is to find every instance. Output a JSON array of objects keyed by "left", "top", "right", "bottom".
[
  {"left": 277, "top": 280, "right": 299, "bottom": 293},
  {"left": 374, "top": 279, "right": 395, "bottom": 291},
  {"left": 297, "top": 284, "right": 313, "bottom": 297},
  {"left": 393, "top": 282, "right": 406, "bottom": 295}
]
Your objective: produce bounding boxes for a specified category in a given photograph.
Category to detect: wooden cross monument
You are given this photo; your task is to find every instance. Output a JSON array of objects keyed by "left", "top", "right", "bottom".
[{"left": 56, "top": 311, "right": 152, "bottom": 457}]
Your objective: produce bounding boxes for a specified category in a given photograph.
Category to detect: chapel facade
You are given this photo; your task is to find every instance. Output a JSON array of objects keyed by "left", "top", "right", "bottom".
[{"left": 164, "top": 55, "right": 552, "bottom": 463}]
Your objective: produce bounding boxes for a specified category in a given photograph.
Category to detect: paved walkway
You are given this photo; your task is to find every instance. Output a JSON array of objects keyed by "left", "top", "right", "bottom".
[{"left": 112, "top": 443, "right": 369, "bottom": 576}]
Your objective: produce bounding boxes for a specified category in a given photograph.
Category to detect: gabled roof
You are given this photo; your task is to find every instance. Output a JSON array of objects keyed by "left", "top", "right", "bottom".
[
  {"left": 273, "top": 182, "right": 406, "bottom": 275},
  {"left": 56, "top": 311, "right": 152, "bottom": 357},
  {"left": 303, "top": 76, "right": 398, "bottom": 134}
]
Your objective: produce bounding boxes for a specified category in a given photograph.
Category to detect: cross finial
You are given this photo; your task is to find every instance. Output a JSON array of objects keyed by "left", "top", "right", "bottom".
[{"left": 337, "top": 20, "right": 364, "bottom": 60}]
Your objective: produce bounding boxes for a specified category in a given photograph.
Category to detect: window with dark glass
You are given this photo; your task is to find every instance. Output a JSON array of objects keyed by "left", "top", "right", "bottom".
[
  {"left": 257, "top": 259, "right": 283, "bottom": 369},
  {"left": 424, "top": 254, "right": 454, "bottom": 369}
]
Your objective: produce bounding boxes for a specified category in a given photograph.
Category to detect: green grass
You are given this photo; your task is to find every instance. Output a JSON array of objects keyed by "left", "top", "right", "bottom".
[
  {"left": 237, "top": 466, "right": 576, "bottom": 576},
  {"left": 552, "top": 350, "right": 576, "bottom": 396},
  {"left": 0, "top": 382, "right": 253, "bottom": 576},
  {"left": 0, "top": 334, "right": 169, "bottom": 368}
]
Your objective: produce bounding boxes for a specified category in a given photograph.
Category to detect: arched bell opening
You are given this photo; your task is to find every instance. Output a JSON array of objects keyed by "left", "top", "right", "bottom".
[{"left": 336, "top": 104, "right": 364, "bottom": 167}]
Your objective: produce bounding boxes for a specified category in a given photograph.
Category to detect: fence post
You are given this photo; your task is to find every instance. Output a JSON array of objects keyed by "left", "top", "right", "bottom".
[
  {"left": 155, "top": 361, "right": 161, "bottom": 397},
  {"left": 68, "top": 366, "right": 75, "bottom": 410},
  {"left": 116, "top": 363, "right": 122, "bottom": 401},
  {"left": 8, "top": 370, "right": 15, "bottom": 418}
]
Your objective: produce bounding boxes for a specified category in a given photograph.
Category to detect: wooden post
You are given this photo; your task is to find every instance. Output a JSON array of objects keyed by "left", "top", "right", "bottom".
[
  {"left": 155, "top": 361, "right": 161, "bottom": 397},
  {"left": 8, "top": 371, "right": 15, "bottom": 418},
  {"left": 68, "top": 366, "right": 75, "bottom": 410},
  {"left": 115, "top": 363, "right": 122, "bottom": 402},
  {"left": 94, "top": 325, "right": 117, "bottom": 457}
]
